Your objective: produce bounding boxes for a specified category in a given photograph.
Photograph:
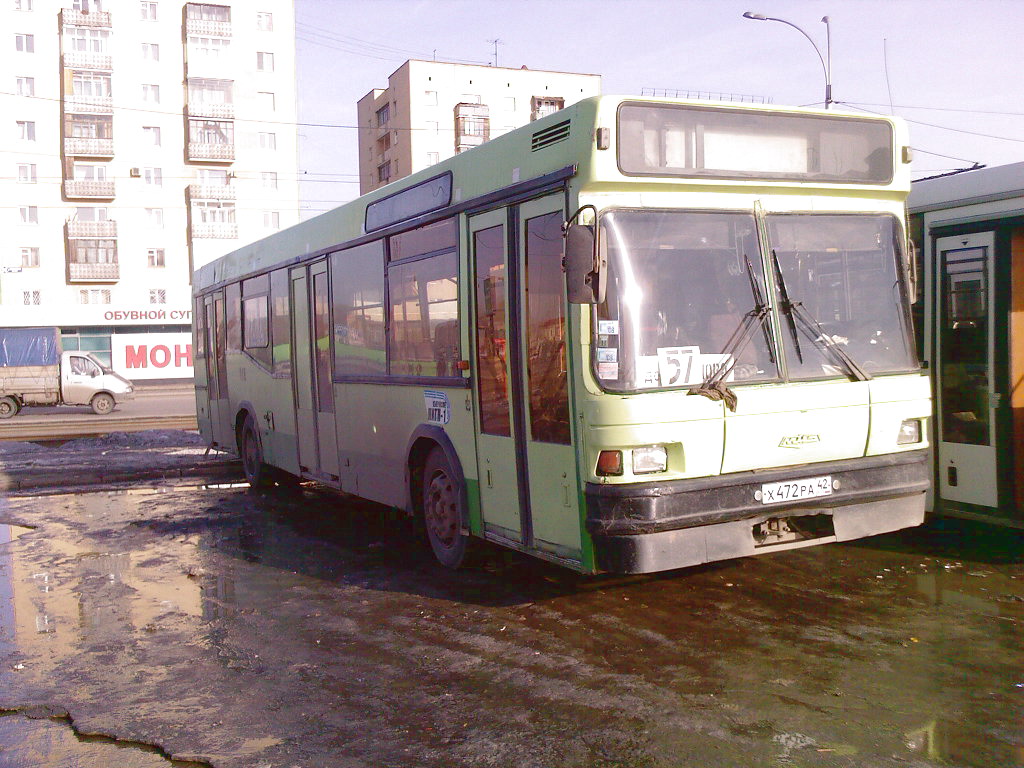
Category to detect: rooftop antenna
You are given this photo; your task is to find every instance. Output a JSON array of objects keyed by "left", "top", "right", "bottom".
[{"left": 487, "top": 38, "right": 503, "bottom": 67}]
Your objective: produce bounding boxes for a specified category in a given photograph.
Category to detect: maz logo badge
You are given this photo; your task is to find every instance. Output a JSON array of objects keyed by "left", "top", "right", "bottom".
[{"left": 779, "top": 434, "right": 821, "bottom": 449}]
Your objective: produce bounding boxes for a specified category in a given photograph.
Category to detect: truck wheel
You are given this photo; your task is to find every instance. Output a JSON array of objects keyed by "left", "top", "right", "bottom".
[
  {"left": 422, "top": 447, "right": 469, "bottom": 568},
  {"left": 90, "top": 393, "right": 115, "bottom": 415},
  {"left": 240, "top": 414, "right": 272, "bottom": 487},
  {"left": 0, "top": 396, "right": 20, "bottom": 419}
]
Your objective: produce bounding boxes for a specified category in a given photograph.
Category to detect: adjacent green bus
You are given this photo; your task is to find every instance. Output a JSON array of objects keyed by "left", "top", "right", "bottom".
[{"left": 193, "top": 95, "right": 930, "bottom": 573}]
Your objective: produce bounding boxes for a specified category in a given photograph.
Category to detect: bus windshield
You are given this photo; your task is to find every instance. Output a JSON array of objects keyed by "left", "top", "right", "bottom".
[{"left": 594, "top": 210, "right": 917, "bottom": 392}]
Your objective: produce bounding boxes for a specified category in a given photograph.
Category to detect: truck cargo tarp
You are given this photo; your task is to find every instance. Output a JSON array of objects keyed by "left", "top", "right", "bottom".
[{"left": 0, "top": 327, "right": 60, "bottom": 367}]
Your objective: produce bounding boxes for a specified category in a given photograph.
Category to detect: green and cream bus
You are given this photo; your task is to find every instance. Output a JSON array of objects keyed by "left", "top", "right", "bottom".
[{"left": 193, "top": 95, "right": 930, "bottom": 574}]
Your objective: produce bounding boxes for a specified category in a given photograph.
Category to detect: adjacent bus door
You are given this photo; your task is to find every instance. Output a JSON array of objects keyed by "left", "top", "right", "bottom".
[
  {"left": 470, "top": 196, "right": 582, "bottom": 559},
  {"left": 936, "top": 232, "right": 999, "bottom": 508},
  {"left": 204, "top": 291, "right": 232, "bottom": 450},
  {"left": 290, "top": 262, "right": 340, "bottom": 482}
]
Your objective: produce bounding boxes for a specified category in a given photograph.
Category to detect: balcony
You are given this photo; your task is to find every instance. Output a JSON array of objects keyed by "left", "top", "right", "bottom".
[
  {"left": 187, "top": 102, "right": 235, "bottom": 120},
  {"left": 66, "top": 220, "right": 117, "bottom": 238},
  {"left": 188, "top": 184, "right": 235, "bottom": 200},
  {"left": 69, "top": 262, "right": 119, "bottom": 282},
  {"left": 187, "top": 142, "right": 235, "bottom": 162},
  {"left": 62, "top": 51, "right": 112, "bottom": 70},
  {"left": 64, "top": 136, "right": 114, "bottom": 158},
  {"left": 185, "top": 17, "right": 232, "bottom": 37},
  {"left": 64, "top": 179, "right": 115, "bottom": 199},
  {"left": 191, "top": 222, "right": 237, "bottom": 239},
  {"left": 60, "top": 8, "right": 112, "bottom": 28},
  {"left": 63, "top": 94, "right": 113, "bottom": 114}
]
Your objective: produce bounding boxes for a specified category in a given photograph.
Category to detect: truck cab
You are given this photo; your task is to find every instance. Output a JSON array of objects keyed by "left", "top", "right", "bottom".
[{"left": 60, "top": 352, "right": 135, "bottom": 414}]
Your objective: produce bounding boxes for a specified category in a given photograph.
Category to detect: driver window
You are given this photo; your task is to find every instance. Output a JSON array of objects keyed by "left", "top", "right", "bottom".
[{"left": 70, "top": 356, "right": 88, "bottom": 375}]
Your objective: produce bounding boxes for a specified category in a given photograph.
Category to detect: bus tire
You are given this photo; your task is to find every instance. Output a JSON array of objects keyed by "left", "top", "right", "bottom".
[
  {"left": 90, "top": 392, "right": 115, "bottom": 415},
  {"left": 240, "top": 414, "right": 273, "bottom": 488},
  {"left": 0, "top": 396, "right": 19, "bottom": 419},
  {"left": 422, "top": 446, "right": 469, "bottom": 568}
]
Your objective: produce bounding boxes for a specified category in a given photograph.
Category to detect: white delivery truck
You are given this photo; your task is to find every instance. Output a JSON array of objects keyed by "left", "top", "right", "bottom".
[{"left": 0, "top": 327, "right": 135, "bottom": 418}]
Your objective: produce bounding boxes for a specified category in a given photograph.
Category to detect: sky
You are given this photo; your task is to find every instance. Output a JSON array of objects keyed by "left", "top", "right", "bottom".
[{"left": 294, "top": 0, "right": 1024, "bottom": 218}]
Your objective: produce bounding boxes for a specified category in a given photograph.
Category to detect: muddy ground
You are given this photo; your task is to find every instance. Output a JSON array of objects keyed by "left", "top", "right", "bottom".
[{"left": 0, "top": 479, "right": 1022, "bottom": 767}]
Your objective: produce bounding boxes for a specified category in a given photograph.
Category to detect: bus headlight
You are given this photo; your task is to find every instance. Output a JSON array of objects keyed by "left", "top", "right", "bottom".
[
  {"left": 897, "top": 418, "right": 922, "bottom": 445},
  {"left": 632, "top": 445, "right": 668, "bottom": 474}
]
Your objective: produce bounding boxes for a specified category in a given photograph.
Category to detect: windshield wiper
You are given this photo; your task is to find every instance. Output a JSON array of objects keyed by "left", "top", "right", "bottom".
[
  {"left": 690, "top": 255, "right": 775, "bottom": 410},
  {"left": 771, "top": 249, "right": 872, "bottom": 382}
]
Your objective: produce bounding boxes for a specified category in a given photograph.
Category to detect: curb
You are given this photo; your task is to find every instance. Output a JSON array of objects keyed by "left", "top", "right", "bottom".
[{"left": 1, "top": 460, "right": 243, "bottom": 493}]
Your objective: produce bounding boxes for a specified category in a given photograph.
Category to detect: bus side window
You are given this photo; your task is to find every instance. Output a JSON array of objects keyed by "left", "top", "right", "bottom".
[
  {"left": 242, "top": 275, "right": 272, "bottom": 370},
  {"left": 331, "top": 241, "right": 386, "bottom": 377}
]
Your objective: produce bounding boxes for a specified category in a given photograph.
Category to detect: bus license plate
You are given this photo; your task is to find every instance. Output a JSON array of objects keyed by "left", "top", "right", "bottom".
[{"left": 760, "top": 475, "right": 833, "bottom": 505}]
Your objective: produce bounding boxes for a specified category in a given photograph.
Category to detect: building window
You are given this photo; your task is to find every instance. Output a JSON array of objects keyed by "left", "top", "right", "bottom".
[
  {"left": 145, "top": 208, "right": 163, "bottom": 227},
  {"left": 192, "top": 200, "right": 235, "bottom": 223},
  {"left": 69, "top": 238, "right": 116, "bottom": 265},
  {"left": 23, "top": 291, "right": 40, "bottom": 305},
  {"left": 20, "top": 247, "right": 39, "bottom": 267},
  {"left": 424, "top": 90, "right": 438, "bottom": 107},
  {"left": 16, "top": 76, "right": 34, "bottom": 96},
  {"left": 256, "top": 51, "right": 274, "bottom": 71},
  {"left": 258, "top": 91, "right": 275, "bottom": 111},
  {"left": 531, "top": 96, "right": 564, "bottom": 120},
  {"left": 15, "top": 34, "right": 34, "bottom": 53},
  {"left": 76, "top": 206, "right": 108, "bottom": 221},
  {"left": 149, "top": 289, "right": 166, "bottom": 304},
  {"left": 66, "top": 114, "right": 112, "bottom": 139},
  {"left": 187, "top": 3, "right": 230, "bottom": 22},
  {"left": 194, "top": 167, "right": 228, "bottom": 185},
  {"left": 17, "top": 120, "right": 35, "bottom": 141},
  {"left": 147, "top": 247, "right": 165, "bottom": 267},
  {"left": 376, "top": 103, "right": 390, "bottom": 127},
  {"left": 142, "top": 167, "right": 162, "bottom": 185},
  {"left": 188, "top": 118, "right": 233, "bottom": 145},
  {"left": 142, "top": 125, "right": 161, "bottom": 146},
  {"left": 72, "top": 71, "right": 112, "bottom": 97},
  {"left": 15, "top": 0, "right": 34, "bottom": 10},
  {"left": 141, "top": 83, "right": 160, "bottom": 102},
  {"left": 377, "top": 161, "right": 391, "bottom": 184},
  {"left": 188, "top": 77, "right": 233, "bottom": 106},
  {"left": 426, "top": 152, "right": 439, "bottom": 166},
  {"left": 79, "top": 289, "right": 111, "bottom": 304},
  {"left": 19, "top": 205, "right": 37, "bottom": 224},
  {"left": 260, "top": 171, "right": 277, "bottom": 189},
  {"left": 141, "top": 42, "right": 159, "bottom": 61},
  {"left": 262, "top": 211, "right": 279, "bottom": 229},
  {"left": 72, "top": 162, "right": 107, "bottom": 181},
  {"left": 65, "top": 27, "right": 109, "bottom": 53},
  {"left": 17, "top": 163, "right": 36, "bottom": 183},
  {"left": 258, "top": 131, "right": 276, "bottom": 149},
  {"left": 188, "top": 35, "right": 230, "bottom": 57},
  {"left": 257, "top": 12, "right": 273, "bottom": 30},
  {"left": 140, "top": 1, "right": 157, "bottom": 20},
  {"left": 73, "top": 0, "right": 101, "bottom": 10}
]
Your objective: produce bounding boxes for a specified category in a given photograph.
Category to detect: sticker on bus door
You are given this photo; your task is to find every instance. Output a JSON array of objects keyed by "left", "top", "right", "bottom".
[{"left": 424, "top": 390, "right": 451, "bottom": 424}]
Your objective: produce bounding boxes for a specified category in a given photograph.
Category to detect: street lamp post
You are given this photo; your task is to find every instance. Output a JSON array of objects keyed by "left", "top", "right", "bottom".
[{"left": 743, "top": 11, "right": 833, "bottom": 109}]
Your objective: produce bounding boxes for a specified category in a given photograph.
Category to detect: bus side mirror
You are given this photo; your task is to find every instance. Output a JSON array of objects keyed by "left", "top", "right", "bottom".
[{"left": 563, "top": 206, "right": 606, "bottom": 304}]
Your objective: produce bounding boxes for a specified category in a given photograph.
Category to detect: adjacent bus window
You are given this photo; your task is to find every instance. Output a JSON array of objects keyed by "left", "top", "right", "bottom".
[
  {"left": 525, "top": 212, "right": 570, "bottom": 444},
  {"left": 225, "top": 282, "right": 241, "bottom": 351},
  {"left": 194, "top": 298, "right": 206, "bottom": 360},
  {"left": 388, "top": 252, "right": 459, "bottom": 377},
  {"left": 473, "top": 224, "right": 510, "bottom": 436},
  {"left": 270, "top": 268, "right": 290, "bottom": 375},
  {"left": 242, "top": 275, "right": 271, "bottom": 368},
  {"left": 331, "top": 241, "right": 386, "bottom": 376}
]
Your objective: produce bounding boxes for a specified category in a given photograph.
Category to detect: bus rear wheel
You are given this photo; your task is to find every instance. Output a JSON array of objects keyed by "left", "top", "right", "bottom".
[
  {"left": 422, "top": 447, "right": 469, "bottom": 568},
  {"left": 240, "top": 414, "right": 272, "bottom": 488}
]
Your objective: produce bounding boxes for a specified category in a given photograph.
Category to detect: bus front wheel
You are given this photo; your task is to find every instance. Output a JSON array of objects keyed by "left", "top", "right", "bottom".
[
  {"left": 240, "top": 414, "right": 272, "bottom": 488},
  {"left": 422, "top": 447, "right": 469, "bottom": 568}
]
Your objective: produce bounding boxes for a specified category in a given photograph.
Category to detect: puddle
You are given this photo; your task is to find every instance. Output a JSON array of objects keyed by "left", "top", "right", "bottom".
[{"left": 0, "top": 712, "right": 209, "bottom": 767}]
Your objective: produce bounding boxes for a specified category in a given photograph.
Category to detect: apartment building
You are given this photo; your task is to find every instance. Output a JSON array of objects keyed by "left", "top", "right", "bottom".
[
  {"left": 357, "top": 60, "right": 601, "bottom": 194},
  {"left": 1, "top": 0, "right": 299, "bottom": 379}
]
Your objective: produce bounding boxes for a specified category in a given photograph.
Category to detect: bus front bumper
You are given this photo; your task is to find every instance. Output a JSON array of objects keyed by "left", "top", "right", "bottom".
[{"left": 585, "top": 450, "right": 929, "bottom": 574}]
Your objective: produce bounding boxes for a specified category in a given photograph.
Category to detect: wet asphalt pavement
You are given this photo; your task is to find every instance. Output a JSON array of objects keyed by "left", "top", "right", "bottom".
[{"left": 0, "top": 483, "right": 1021, "bottom": 768}]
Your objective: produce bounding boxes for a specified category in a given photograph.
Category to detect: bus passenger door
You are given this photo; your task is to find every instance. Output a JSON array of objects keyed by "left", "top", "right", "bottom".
[
  {"left": 936, "top": 233, "right": 999, "bottom": 508},
  {"left": 470, "top": 210, "right": 523, "bottom": 542},
  {"left": 290, "top": 268, "right": 318, "bottom": 476},
  {"left": 311, "top": 261, "right": 339, "bottom": 481},
  {"left": 205, "top": 292, "right": 233, "bottom": 450},
  {"left": 515, "top": 196, "right": 581, "bottom": 559}
]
